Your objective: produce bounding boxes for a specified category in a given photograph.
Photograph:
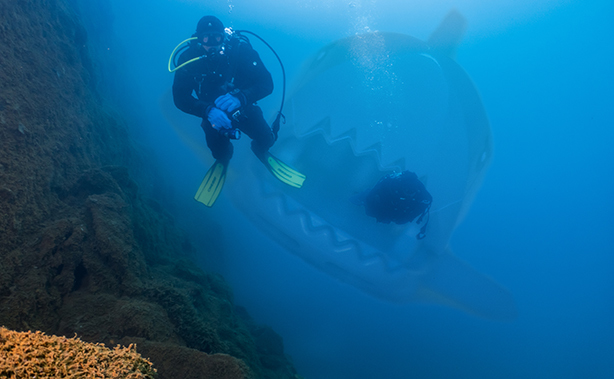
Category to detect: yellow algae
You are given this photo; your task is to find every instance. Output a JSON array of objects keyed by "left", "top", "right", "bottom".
[{"left": 0, "top": 327, "right": 156, "bottom": 378}]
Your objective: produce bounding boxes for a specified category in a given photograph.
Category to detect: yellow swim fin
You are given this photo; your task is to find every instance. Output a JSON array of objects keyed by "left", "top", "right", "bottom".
[
  {"left": 194, "top": 160, "right": 227, "bottom": 207},
  {"left": 260, "top": 152, "right": 306, "bottom": 188}
]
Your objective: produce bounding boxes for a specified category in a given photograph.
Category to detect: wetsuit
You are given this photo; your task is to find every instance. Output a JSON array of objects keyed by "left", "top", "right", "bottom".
[{"left": 172, "top": 39, "right": 275, "bottom": 163}]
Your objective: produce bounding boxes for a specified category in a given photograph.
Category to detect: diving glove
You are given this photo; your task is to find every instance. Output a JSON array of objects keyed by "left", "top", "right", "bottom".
[
  {"left": 215, "top": 93, "right": 241, "bottom": 113},
  {"left": 207, "top": 107, "right": 232, "bottom": 130}
]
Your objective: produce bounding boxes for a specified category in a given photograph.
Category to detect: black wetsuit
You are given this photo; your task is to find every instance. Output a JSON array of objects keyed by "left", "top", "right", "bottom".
[{"left": 172, "top": 39, "right": 275, "bottom": 163}]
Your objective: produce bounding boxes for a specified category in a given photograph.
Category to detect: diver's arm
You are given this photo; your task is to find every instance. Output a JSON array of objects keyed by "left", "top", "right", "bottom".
[{"left": 172, "top": 70, "right": 211, "bottom": 118}]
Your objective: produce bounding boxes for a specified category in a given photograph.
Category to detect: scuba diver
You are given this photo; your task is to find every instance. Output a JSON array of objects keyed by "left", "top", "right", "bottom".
[
  {"left": 352, "top": 170, "right": 432, "bottom": 239},
  {"left": 170, "top": 15, "right": 305, "bottom": 206}
]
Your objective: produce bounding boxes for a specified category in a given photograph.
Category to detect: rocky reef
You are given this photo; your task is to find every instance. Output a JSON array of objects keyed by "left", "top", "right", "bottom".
[{"left": 0, "top": 1, "right": 300, "bottom": 378}]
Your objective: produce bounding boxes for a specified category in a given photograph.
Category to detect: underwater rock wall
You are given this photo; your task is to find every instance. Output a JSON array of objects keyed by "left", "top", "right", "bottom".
[{"left": 0, "top": 1, "right": 300, "bottom": 378}]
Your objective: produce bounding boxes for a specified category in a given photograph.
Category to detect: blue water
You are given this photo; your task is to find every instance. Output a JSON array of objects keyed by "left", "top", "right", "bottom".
[{"left": 99, "top": 0, "right": 613, "bottom": 377}]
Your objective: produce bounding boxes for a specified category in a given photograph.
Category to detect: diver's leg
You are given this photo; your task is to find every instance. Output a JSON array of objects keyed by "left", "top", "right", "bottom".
[
  {"left": 195, "top": 120, "right": 231, "bottom": 207},
  {"left": 201, "top": 119, "right": 233, "bottom": 163},
  {"left": 237, "top": 105, "right": 275, "bottom": 158},
  {"left": 237, "top": 106, "right": 305, "bottom": 188}
]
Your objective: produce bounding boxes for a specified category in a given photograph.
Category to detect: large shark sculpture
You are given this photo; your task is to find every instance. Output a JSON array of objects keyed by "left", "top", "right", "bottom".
[{"left": 226, "top": 10, "right": 516, "bottom": 320}]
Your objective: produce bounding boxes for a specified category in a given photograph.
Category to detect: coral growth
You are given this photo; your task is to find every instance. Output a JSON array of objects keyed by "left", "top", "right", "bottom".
[{"left": 0, "top": 326, "right": 156, "bottom": 378}]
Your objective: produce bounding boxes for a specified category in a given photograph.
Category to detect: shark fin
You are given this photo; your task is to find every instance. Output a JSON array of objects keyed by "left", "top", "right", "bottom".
[{"left": 427, "top": 9, "right": 467, "bottom": 59}]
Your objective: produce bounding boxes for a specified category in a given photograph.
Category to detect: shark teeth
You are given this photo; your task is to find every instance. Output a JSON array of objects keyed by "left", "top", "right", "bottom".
[
  {"left": 239, "top": 172, "right": 415, "bottom": 275},
  {"left": 296, "top": 116, "right": 406, "bottom": 172}
]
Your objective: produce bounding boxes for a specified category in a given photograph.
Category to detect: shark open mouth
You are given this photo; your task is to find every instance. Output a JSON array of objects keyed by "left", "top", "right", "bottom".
[{"left": 228, "top": 118, "right": 443, "bottom": 303}]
